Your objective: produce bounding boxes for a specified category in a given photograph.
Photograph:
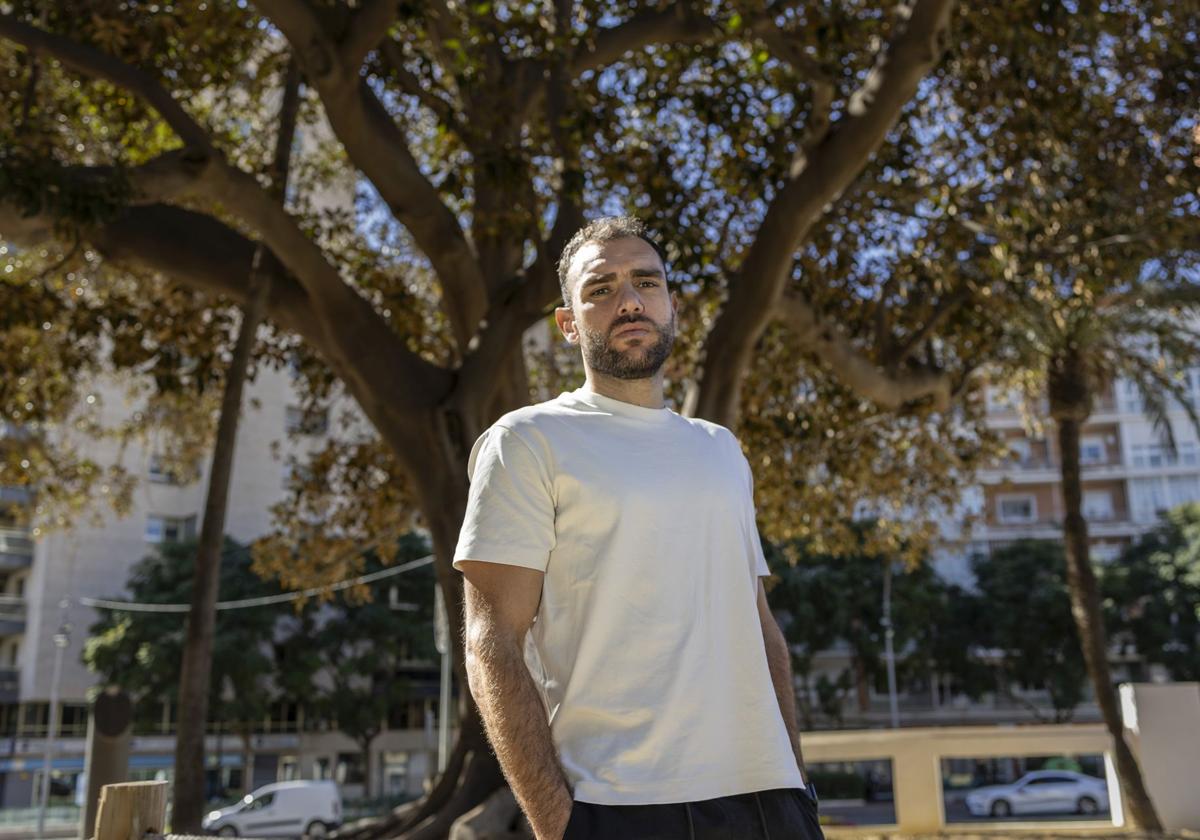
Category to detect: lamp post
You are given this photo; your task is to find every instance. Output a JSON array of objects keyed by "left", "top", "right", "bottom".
[
  {"left": 433, "top": 584, "right": 451, "bottom": 774},
  {"left": 882, "top": 563, "right": 900, "bottom": 729},
  {"left": 36, "top": 599, "right": 72, "bottom": 839}
]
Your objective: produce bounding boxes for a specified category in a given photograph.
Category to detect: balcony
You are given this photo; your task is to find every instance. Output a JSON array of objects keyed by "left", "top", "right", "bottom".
[
  {"left": 0, "top": 527, "right": 33, "bottom": 571},
  {"left": 0, "top": 595, "right": 26, "bottom": 636}
]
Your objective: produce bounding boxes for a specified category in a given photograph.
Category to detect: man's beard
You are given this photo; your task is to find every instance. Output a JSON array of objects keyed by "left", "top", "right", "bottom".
[{"left": 581, "top": 314, "right": 675, "bottom": 380}]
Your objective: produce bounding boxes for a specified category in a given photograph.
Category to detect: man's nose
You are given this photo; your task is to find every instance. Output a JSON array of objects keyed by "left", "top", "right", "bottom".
[{"left": 616, "top": 283, "right": 645, "bottom": 315}]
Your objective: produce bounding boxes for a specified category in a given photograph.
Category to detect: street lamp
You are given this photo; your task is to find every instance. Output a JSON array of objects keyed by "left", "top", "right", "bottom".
[
  {"left": 433, "top": 584, "right": 451, "bottom": 774},
  {"left": 882, "top": 563, "right": 900, "bottom": 729},
  {"left": 36, "top": 599, "right": 72, "bottom": 839}
]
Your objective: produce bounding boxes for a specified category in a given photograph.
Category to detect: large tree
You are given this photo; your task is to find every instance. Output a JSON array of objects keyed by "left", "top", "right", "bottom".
[{"left": 3, "top": 0, "right": 1197, "bottom": 834}]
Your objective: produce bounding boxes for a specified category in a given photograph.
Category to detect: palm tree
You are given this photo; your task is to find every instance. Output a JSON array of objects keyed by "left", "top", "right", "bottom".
[{"left": 1008, "top": 281, "right": 1200, "bottom": 831}]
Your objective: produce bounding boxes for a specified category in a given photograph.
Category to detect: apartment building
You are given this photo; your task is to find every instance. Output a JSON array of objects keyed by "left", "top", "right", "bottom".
[
  {"left": 802, "top": 367, "right": 1200, "bottom": 729},
  {"left": 972, "top": 371, "right": 1200, "bottom": 560},
  {"left": 0, "top": 365, "right": 447, "bottom": 808}
]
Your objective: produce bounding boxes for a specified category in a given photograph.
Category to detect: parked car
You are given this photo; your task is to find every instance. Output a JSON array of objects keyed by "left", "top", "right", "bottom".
[
  {"left": 202, "top": 780, "right": 342, "bottom": 838},
  {"left": 965, "top": 770, "right": 1109, "bottom": 818}
]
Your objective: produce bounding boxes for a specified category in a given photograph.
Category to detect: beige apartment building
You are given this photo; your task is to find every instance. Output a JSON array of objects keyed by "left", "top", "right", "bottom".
[
  {"left": 0, "top": 364, "right": 447, "bottom": 809},
  {"left": 802, "top": 367, "right": 1200, "bottom": 729}
]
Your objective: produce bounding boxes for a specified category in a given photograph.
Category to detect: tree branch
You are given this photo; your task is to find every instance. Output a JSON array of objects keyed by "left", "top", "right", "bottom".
[
  {"left": 455, "top": 198, "right": 584, "bottom": 409},
  {"left": 341, "top": 0, "right": 398, "bottom": 68},
  {"left": 254, "top": 0, "right": 488, "bottom": 352},
  {"left": 0, "top": 181, "right": 450, "bottom": 423},
  {"left": 0, "top": 12, "right": 213, "bottom": 151},
  {"left": 743, "top": 13, "right": 831, "bottom": 84},
  {"left": 891, "top": 283, "right": 973, "bottom": 366},
  {"left": 695, "top": 0, "right": 957, "bottom": 426},
  {"left": 377, "top": 38, "right": 460, "bottom": 128},
  {"left": 567, "top": 4, "right": 721, "bottom": 78},
  {"left": 776, "top": 289, "right": 951, "bottom": 411},
  {"left": 0, "top": 13, "right": 445, "bottom": 414}
]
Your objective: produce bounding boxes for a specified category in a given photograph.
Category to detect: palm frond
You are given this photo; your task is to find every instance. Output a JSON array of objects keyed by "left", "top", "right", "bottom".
[
  {"left": 1099, "top": 276, "right": 1200, "bottom": 321},
  {"left": 1121, "top": 352, "right": 1200, "bottom": 453}
]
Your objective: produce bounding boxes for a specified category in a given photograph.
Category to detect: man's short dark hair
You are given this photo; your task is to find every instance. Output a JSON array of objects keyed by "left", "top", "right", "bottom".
[{"left": 556, "top": 216, "right": 669, "bottom": 306}]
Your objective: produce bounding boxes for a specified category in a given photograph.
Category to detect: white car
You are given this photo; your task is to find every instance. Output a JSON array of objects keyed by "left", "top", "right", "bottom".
[
  {"left": 203, "top": 780, "right": 342, "bottom": 838},
  {"left": 965, "top": 770, "right": 1109, "bottom": 818}
]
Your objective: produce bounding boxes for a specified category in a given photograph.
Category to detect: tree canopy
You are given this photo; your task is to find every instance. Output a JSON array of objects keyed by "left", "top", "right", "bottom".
[
  {"left": 3, "top": 0, "right": 1198, "bottom": 832},
  {"left": 1, "top": 1, "right": 1195, "bottom": 571}
]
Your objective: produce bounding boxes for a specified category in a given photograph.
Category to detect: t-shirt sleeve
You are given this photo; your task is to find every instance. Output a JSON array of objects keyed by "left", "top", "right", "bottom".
[
  {"left": 453, "top": 424, "right": 556, "bottom": 573},
  {"left": 720, "top": 432, "right": 768, "bottom": 578},
  {"left": 737, "top": 440, "right": 771, "bottom": 578}
]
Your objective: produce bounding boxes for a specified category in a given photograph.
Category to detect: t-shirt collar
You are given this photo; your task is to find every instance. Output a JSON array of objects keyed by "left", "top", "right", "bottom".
[{"left": 569, "top": 386, "right": 674, "bottom": 423}]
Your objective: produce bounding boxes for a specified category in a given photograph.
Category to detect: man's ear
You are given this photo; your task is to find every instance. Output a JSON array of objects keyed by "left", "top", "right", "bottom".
[{"left": 555, "top": 305, "right": 579, "bottom": 344}]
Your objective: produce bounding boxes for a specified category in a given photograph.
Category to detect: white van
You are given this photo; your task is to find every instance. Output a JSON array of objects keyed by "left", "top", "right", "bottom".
[{"left": 202, "top": 780, "right": 342, "bottom": 838}]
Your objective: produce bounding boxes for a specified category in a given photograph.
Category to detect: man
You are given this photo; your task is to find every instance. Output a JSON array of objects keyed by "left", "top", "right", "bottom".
[{"left": 455, "top": 216, "right": 823, "bottom": 840}]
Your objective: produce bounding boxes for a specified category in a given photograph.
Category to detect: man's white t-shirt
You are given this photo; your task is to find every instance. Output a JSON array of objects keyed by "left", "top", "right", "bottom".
[{"left": 453, "top": 386, "right": 805, "bottom": 805}]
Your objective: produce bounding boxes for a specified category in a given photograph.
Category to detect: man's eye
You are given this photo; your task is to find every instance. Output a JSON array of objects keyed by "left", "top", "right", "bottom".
[
  {"left": 638, "top": 280, "right": 659, "bottom": 288},
  {"left": 589, "top": 287, "right": 609, "bottom": 296}
]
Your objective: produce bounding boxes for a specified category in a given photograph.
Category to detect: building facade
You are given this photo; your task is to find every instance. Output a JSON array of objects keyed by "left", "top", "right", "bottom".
[
  {"left": 798, "top": 368, "right": 1200, "bottom": 729},
  {"left": 0, "top": 364, "right": 448, "bottom": 808}
]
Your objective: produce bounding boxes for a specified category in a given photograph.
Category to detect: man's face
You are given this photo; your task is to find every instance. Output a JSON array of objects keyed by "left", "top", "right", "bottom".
[{"left": 556, "top": 237, "right": 677, "bottom": 380}]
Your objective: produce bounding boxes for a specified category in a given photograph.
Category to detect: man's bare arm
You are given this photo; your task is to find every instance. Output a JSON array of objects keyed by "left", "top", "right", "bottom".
[
  {"left": 758, "top": 579, "right": 810, "bottom": 786},
  {"left": 461, "top": 561, "right": 573, "bottom": 839}
]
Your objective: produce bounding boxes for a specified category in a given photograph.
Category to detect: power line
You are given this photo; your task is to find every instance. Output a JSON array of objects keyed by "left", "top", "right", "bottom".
[{"left": 79, "top": 554, "right": 435, "bottom": 614}]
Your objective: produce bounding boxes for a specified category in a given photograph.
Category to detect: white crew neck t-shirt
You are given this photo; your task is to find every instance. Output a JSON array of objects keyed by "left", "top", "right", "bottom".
[{"left": 453, "top": 387, "right": 805, "bottom": 805}]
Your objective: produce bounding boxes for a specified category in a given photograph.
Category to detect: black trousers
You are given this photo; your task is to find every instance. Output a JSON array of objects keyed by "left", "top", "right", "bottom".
[{"left": 562, "top": 787, "right": 825, "bottom": 839}]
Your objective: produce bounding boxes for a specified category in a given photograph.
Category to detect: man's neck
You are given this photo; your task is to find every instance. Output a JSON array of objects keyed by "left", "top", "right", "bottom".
[{"left": 583, "top": 370, "right": 666, "bottom": 409}]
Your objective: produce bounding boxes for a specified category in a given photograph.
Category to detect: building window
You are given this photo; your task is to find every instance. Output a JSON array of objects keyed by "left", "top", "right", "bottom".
[
  {"left": 997, "top": 495, "right": 1037, "bottom": 525},
  {"left": 1167, "top": 474, "right": 1200, "bottom": 508},
  {"left": 1131, "top": 443, "right": 1170, "bottom": 468},
  {"left": 285, "top": 406, "right": 329, "bottom": 436},
  {"left": 147, "top": 455, "right": 182, "bottom": 484},
  {"left": 1130, "top": 477, "right": 1170, "bottom": 522},
  {"left": 336, "top": 752, "right": 365, "bottom": 785},
  {"left": 1181, "top": 442, "right": 1199, "bottom": 467},
  {"left": 278, "top": 756, "right": 300, "bottom": 782},
  {"left": 1079, "top": 436, "right": 1106, "bottom": 465},
  {"left": 1005, "top": 438, "right": 1032, "bottom": 465},
  {"left": 145, "top": 514, "right": 197, "bottom": 544},
  {"left": 1082, "top": 490, "right": 1115, "bottom": 521},
  {"left": 1119, "top": 380, "right": 1144, "bottom": 413},
  {"left": 986, "top": 387, "right": 1020, "bottom": 413},
  {"left": 1132, "top": 442, "right": 1198, "bottom": 468}
]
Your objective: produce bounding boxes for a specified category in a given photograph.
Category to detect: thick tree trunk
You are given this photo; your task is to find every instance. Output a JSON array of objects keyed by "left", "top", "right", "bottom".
[
  {"left": 1049, "top": 355, "right": 1162, "bottom": 831},
  {"left": 324, "top": 403, "right": 508, "bottom": 840},
  {"left": 172, "top": 62, "right": 301, "bottom": 832}
]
